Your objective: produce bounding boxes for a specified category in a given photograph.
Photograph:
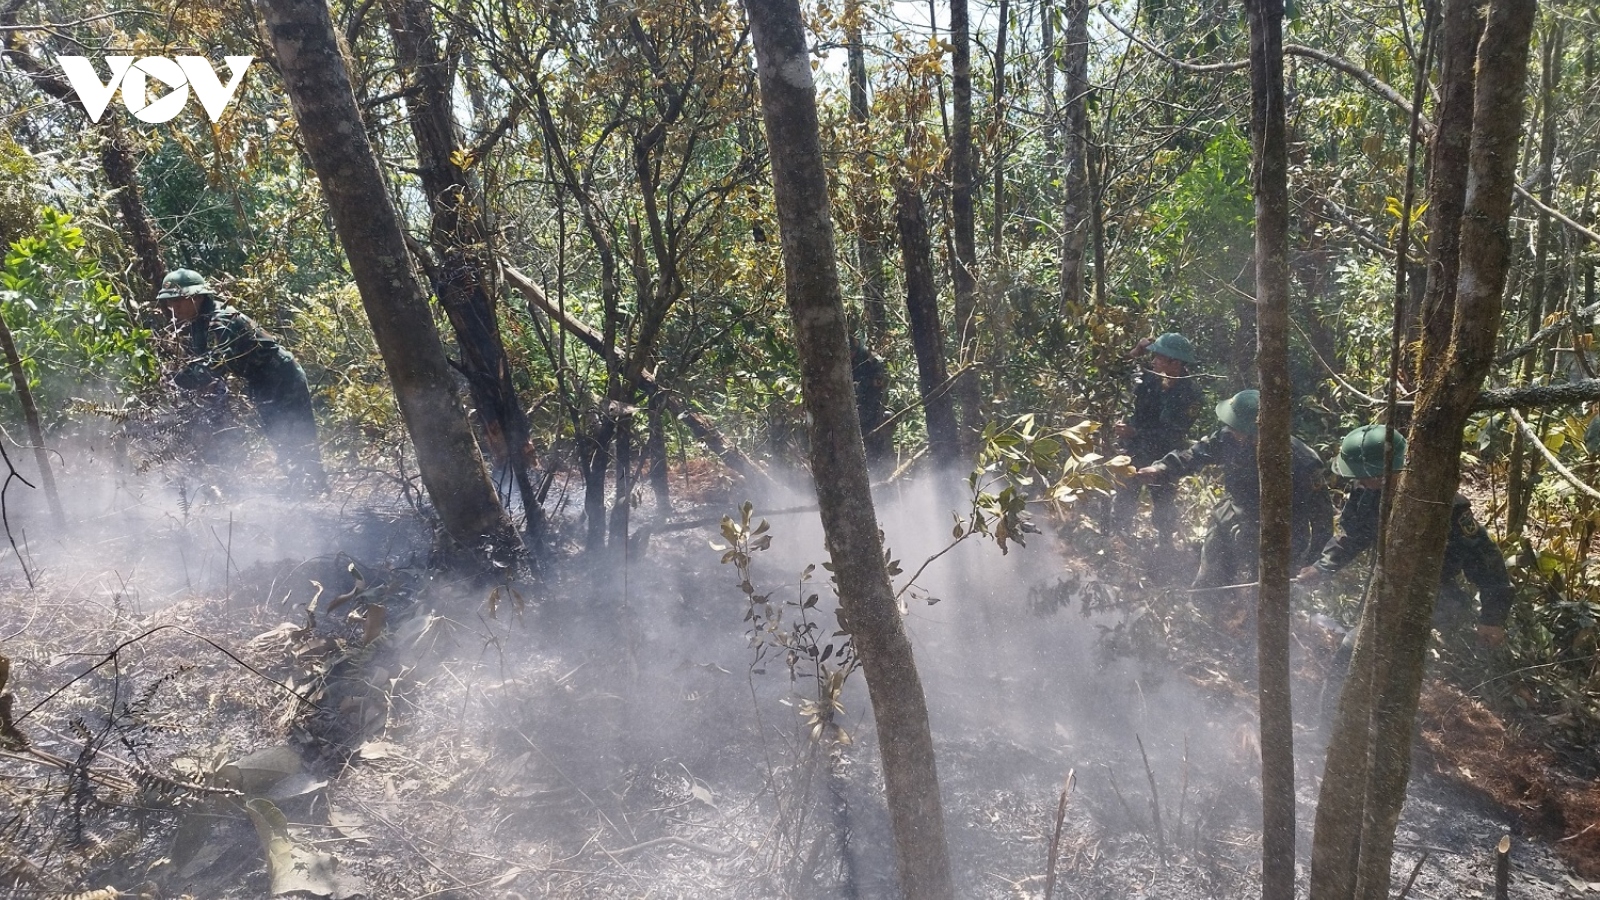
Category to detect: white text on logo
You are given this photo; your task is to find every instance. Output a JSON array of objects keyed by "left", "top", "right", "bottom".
[{"left": 57, "top": 56, "right": 253, "bottom": 124}]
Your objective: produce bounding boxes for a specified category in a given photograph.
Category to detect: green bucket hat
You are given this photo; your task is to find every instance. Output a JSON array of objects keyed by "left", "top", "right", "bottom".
[
  {"left": 156, "top": 268, "right": 215, "bottom": 301},
  {"left": 1147, "top": 332, "right": 1196, "bottom": 365},
  {"left": 1215, "top": 389, "right": 1260, "bottom": 436},
  {"left": 1334, "top": 423, "right": 1407, "bottom": 479}
]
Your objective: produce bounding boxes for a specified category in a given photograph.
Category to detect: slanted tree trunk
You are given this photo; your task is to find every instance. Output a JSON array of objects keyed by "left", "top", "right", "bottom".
[
  {"left": 1309, "top": 2, "right": 1536, "bottom": 897},
  {"left": 1245, "top": 0, "right": 1295, "bottom": 895},
  {"left": 949, "top": 0, "right": 981, "bottom": 446},
  {"left": 1059, "top": 0, "right": 1091, "bottom": 314},
  {"left": 896, "top": 177, "right": 963, "bottom": 470},
  {"left": 383, "top": 0, "right": 543, "bottom": 545},
  {"left": 257, "top": 0, "right": 519, "bottom": 557},
  {"left": 744, "top": 3, "right": 954, "bottom": 897}
]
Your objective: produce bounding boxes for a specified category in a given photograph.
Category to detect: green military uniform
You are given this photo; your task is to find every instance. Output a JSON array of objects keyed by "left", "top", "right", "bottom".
[
  {"left": 161, "top": 270, "right": 325, "bottom": 491},
  {"left": 1149, "top": 427, "right": 1333, "bottom": 588},
  {"left": 1312, "top": 487, "right": 1513, "bottom": 627},
  {"left": 1116, "top": 365, "right": 1203, "bottom": 540}
]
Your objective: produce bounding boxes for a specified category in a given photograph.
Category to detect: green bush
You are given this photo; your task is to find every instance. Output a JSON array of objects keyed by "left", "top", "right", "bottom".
[{"left": 0, "top": 208, "right": 156, "bottom": 429}]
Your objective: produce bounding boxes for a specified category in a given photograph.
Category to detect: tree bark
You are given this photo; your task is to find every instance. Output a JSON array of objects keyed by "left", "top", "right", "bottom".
[
  {"left": 1309, "top": 2, "right": 1536, "bottom": 897},
  {"left": 896, "top": 177, "right": 963, "bottom": 470},
  {"left": 1245, "top": 0, "right": 1295, "bottom": 895},
  {"left": 1059, "top": 0, "right": 1091, "bottom": 314},
  {"left": 744, "top": 3, "right": 954, "bottom": 897},
  {"left": 846, "top": 6, "right": 893, "bottom": 468},
  {"left": 949, "top": 0, "right": 982, "bottom": 445},
  {"left": 257, "top": 0, "right": 518, "bottom": 557},
  {"left": 382, "top": 0, "right": 543, "bottom": 545},
  {"left": 847, "top": 0, "right": 890, "bottom": 348},
  {"left": 1413, "top": 0, "right": 1485, "bottom": 382}
]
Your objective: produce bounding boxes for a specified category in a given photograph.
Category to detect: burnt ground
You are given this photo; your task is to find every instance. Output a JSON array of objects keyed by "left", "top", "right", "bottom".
[{"left": 0, "top": 467, "right": 1596, "bottom": 899}]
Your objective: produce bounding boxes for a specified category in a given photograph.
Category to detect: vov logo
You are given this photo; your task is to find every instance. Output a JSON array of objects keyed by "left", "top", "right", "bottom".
[{"left": 57, "top": 56, "right": 254, "bottom": 124}]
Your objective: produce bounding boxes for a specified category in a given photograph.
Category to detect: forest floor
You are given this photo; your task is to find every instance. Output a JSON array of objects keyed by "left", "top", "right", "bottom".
[{"left": 0, "top": 461, "right": 1597, "bottom": 899}]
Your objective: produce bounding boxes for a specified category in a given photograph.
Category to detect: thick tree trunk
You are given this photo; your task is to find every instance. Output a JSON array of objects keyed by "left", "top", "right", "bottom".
[
  {"left": 382, "top": 0, "right": 543, "bottom": 545},
  {"left": 257, "top": 0, "right": 518, "bottom": 556},
  {"left": 745, "top": 3, "right": 955, "bottom": 897},
  {"left": 949, "top": 0, "right": 982, "bottom": 446},
  {"left": 895, "top": 177, "right": 963, "bottom": 469},
  {"left": 1309, "top": 2, "right": 1536, "bottom": 898},
  {"left": 1413, "top": 0, "right": 1485, "bottom": 382},
  {"left": 1059, "top": 0, "right": 1091, "bottom": 314},
  {"left": 1245, "top": 0, "right": 1295, "bottom": 895}
]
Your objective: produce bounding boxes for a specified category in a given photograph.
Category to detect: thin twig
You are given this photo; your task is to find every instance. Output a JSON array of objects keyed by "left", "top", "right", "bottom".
[
  {"left": 1042, "top": 769, "right": 1075, "bottom": 900},
  {"left": 1396, "top": 850, "right": 1430, "bottom": 900},
  {"left": 1136, "top": 734, "right": 1166, "bottom": 862}
]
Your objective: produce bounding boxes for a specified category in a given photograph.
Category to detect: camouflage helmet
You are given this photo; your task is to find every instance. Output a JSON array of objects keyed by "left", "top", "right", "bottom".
[
  {"left": 1215, "top": 389, "right": 1260, "bottom": 436},
  {"left": 156, "top": 268, "right": 215, "bottom": 301},
  {"left": 1147, "top": 332, "right": 1196, "bottom": 365},
  {"left": 1334, "top": 423, "right": 1407, "bottom": 479}
]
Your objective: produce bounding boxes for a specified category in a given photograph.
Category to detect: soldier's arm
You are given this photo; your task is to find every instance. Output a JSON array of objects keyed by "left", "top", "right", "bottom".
[
  {"left": 1142, "top": 430, "right": 1217, "bottom": 482},
  {"left": 1312, "top": 493, "right": 1377, "bottom": 574}
]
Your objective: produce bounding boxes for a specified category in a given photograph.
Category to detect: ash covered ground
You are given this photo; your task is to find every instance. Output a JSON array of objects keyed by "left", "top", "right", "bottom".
[{"left": 0, "top": 462, "right": 1592, "bottom": 899}]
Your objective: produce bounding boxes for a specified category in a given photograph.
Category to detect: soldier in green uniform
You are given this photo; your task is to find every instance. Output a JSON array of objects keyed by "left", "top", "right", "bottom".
[
  {"left": 1113, "top": 332, "right": 1203, "bottom": 547},
  {"left": 1296, "top": 424, "right": 1512, "bottom": 648},
  {"left": 1134, "top": 389, "right": 1334, "bottom": 590},
  {"left": 157, "top": 268, "right": 326, "bottom": 493}
]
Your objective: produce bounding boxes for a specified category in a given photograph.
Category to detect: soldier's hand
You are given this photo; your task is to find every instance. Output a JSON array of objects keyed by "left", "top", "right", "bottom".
[
  {"left": 1134, "top": 466, "right": 1161, "bottom": 482},
  {"left": 1295, "top": 565, "right": 1325, "bottom": 584},
  {"left": 1475, "top": 624, "right": 1507, "bottom": 650},
  {"left": 1129, "top": 336, "right": 1154, "bottom": 359}
]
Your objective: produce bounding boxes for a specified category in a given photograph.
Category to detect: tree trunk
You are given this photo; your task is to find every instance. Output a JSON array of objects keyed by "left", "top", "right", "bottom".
[
  {"left": 1508, "top": 23, "right": 1564, "bottom": 545},
  {"left": 843, "top": 16, "right": 893, "bottom": 468},
  {"left": 1059, "top": 0, "right": 1091, "bottom": 314},
  {"left": 609, "top": 411, "right": 634, "bottom": 551},
  {"left": 646, "top": 390, "right": 671, "bottom": 517},
  {"left": 949, "top": 0, "right": 982, "bottom": 446},
  {"left": 847, "top": 0, "right": 890, "bottom": 348},
  {"left": 257, "top": 0, "right": 519, "bottom": 557},
  {"left": 1309, "top": 2, "right": 1536, "bottom": 897},
  {"left": 745, "top": 3, "right": 955, "bottom": 897},
  {"left": 382, "top": 0, "right": 544, "bottom": 545},
  {"left": 989, "top": 0, "right": 1009, "bottom": 260},
  {"left": 1245, "top": 0, "right": 1295, "bottom": 895},
  {"left": 1413, "top": 0, "right": 1485, "bottom": 382},
  {"left": 896, "top": 177, "right": 963, "bottom": 470}
]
